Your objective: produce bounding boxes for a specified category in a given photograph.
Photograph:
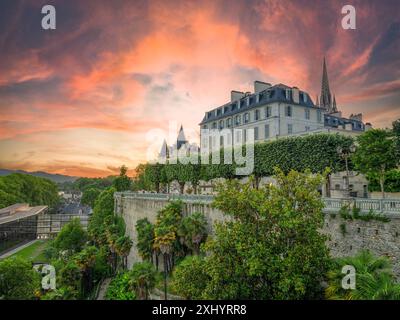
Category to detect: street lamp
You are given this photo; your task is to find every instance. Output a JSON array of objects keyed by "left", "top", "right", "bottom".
[{"left": 337, "top": 144, "right": 356, "bottom": 198}]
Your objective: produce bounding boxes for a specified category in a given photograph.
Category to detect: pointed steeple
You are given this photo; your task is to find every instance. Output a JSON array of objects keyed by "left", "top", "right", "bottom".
[
  {"left": 176, "top": 125, "right": 188, "bottom": 150},
  {"left": 315, "top": 95, "right": 319, "bottom": 107},
  {"left": 320, "top": 57, "right": 333, "bottom": 112},
  {"left": 332, "top": 94, "right": 337, "bottom": 112},
  {"left": 159, "top": 139, "right": 169, "bottom": 159}
]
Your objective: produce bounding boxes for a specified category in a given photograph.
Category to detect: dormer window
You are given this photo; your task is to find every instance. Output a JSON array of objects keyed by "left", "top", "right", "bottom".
[
  {"left": 217, "top": 108, "right": 222, "bottom": 116},
  {"left": 285, "top": 90, "right": 292, "bottom": 100},
  {"left": 224, "top": 106, "right": 229, "bottom": 114},
  {"left": 249, "top": 96, "right": 254, "bottom": 105}
]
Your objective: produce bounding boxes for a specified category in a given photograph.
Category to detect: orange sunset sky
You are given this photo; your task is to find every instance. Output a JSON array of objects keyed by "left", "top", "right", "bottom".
[{"left": 0, "top": 0, "right": 399, "bottom": 177}]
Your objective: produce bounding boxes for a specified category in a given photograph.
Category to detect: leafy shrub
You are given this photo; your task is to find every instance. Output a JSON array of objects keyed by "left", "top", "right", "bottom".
[
  {"left": 172, "top": 255, "right": 209, "bottom": 299},
  {"left": 105, "top": 272, "right": 135, "bottom": 300}
]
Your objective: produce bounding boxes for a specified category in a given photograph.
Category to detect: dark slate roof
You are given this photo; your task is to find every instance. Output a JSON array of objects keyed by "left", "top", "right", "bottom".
[
  {"left": 61, "top": 203, "right": 91, "bottom": 215},
  {"left": 199, "top": 84, "right": 316, "bottom": 125},
  {"left": 324, "top": 114, "right": 365, "bottom": 131}
]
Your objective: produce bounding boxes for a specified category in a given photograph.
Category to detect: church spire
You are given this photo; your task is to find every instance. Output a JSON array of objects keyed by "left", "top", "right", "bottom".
[
  {"left": 332, "top": 94, "right": 337, "bottom": 112},
  {"left": 320, "top": 57, "right": 333, "bottom": 112},
  {"left": 315, "top": 95, "right": 319, "bottom": 107}
]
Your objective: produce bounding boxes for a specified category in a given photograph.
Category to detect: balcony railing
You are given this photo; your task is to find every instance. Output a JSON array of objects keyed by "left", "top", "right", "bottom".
[{"left": 115, "top": 192, "right": 400, "bottom": 214}]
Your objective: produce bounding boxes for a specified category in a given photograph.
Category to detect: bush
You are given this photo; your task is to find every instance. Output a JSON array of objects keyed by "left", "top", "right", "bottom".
[
  {"left": 0, "top": 258, "right": 41, "bottom": 300},
  {"left": 172, "top": 255, "right": 209, "bottom": 299},
  {"left": 105, "top": 272, "right": 136, "bottom": 300}
]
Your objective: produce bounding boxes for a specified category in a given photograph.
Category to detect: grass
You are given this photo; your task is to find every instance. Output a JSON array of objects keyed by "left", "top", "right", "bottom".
[{"left": 9, "top": 240, "right": 49, "bottom": 263}]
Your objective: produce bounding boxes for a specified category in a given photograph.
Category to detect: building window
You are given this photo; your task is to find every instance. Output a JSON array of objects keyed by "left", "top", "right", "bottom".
[
  {"left": 249, "top": 97, "right": 254, "bottom": 105},
  {"left": 244, "top": 113, "right": 250, "bottom": 123},
  {"left": 287, "top": 123, "right": 293, "bottom": 134},
  {"left": 305, "top": 126, "right": 310, "bottom": 132},
  {"left": 265, "top": 106, "right": 272, "bottom": 118},
  {"left": 202, "top": 125, "right": 208, "bottom": 129},
  {"left": 233, "top": 102, "right": 238, "bottom": 110},
  {"left": 285, "top": 89, "right": 292, "bottom": 100},
  {"left": 305, "top": 109, "right": 310, "bottom": 120},
  {"left": 223, "top": 106, "right": 229, "bottom": 114},
  {"left": 212, "top": 122, "right": 217, "bottom": 129},
  {"left": 265, "top": 124, "right": 270, "bottom": 138},
  {"left": 255, "top": 109, "right": 260, "bottom": 121},
  {"left": 217, "top": 109, "right": 221, "bottom": 116},
  {"left": 285, "top": 105, "right": 292, "bottom": 117},
  {"left": 317, "top": 110, "right": 322, "bottom": 122},
  {"left": 235, "top": 130, "right": 241, "bottom": 143},
  {"left": 335, "top": 184, "right": 341, "bottom": 190},
  {"left": 219, "top": 120, "right": 224, "bottom": 129},
  {"left": 226, "top": 118, "right": 232, "bottom": 128},
  {"left": 254, "top": 127, "right": 259, "bottom": 140},
  {"left": 235, "top": 115, "right": 241, "bottom": 125}
]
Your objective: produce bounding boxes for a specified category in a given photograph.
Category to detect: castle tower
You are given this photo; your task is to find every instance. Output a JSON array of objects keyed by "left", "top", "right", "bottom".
[
  {"left": 176, "top": 125, "right": 188, "bottom": 150},
  {"left": 159, "top": 139, "right": 169, "bottom": 159}
]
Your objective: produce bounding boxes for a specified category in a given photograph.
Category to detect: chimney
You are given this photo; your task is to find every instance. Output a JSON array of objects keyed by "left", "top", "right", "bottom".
[
  {"left": 254, "top": 81, "right": 271, "bottom": 94},
  {"left": 231, "top": 90, "right": 245, "bottom": 102},
  {"left": 365, "top": 122, "right": 372, "bottom": 131},
  {"left": 292, "top": 87, "right": 299, "bottom": 103}
]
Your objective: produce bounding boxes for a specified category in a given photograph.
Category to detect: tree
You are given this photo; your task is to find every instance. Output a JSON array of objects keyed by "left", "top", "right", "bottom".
[
  {"left": 0, "top": 258, "right": 41, "bottom": 300},
  {"left": 115, "top": 236, "right": 133, "bottom": 270},
  {"left": 129, "top": 262, "right": 156, "bottom": 300},
  {"left": 178, "top": 212, "right": 208, "bottom": 255},
  {"left": 53, "top": 218, "right": 87, "bottom": 255},
  {"left": 81, "top": 188, "right": 101, "bottom": 208},
  {"left": 88, "top": 187, "right": 116, "bottom": 245},
  {"left": 136, "top": 218, "right": 155, "bottom": 262},
  {"left": 392, "top": 119, "right": 400, "bottom": 160},
  {"left": 352, "top": 129, "right": 397, "bottom": 198},
  {"left": 74, "top": 246, "right": 99, "bottom": 296},
  {"left": 153, "top": 201, "right": 183, "bottom": 272},
  {"left": 0, "top": 173, "right": 59, "bottom": 209},
  {"left": 183, "top": 169, "right": 331, "bottom": 299},
  {"left": 326, "top": 250, "right": 400, "bottom": 300},
  {"left": 113, "top": 165, "right": 132, "bottom": 192},
  {"left": 172, "top": 255, "right": 209, "bottom": 299}
]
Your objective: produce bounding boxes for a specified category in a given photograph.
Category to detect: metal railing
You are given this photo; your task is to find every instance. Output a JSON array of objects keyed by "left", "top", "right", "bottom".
[{"left": 115, "top": 192, "right": 400, "bottom": 214}]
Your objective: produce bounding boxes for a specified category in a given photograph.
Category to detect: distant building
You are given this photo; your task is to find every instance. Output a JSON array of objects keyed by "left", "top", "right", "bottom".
[
  {"left": 158, "top": 125, "right": 199, "bottom": 163},
  {"left": 0, "top": 204, "right": 48, "bottom": 254},
  {"left": 199, "top": 59, "right": 369, "bottom": 150}
]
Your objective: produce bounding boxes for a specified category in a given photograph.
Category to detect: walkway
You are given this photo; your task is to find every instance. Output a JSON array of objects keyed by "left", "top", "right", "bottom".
[
  {"left": 96, "top": 278, "right": 112, "bottom": 300},
  {"left": 0, "top": 239, "right": 38, "bottom": 260}
]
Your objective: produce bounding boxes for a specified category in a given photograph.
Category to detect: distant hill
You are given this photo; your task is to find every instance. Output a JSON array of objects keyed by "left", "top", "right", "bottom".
[{"left": 0, "top": 169, "right": 79, "bottom": 183}]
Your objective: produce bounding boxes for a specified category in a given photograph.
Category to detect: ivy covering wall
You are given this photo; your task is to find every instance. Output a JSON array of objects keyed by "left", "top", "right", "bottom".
[{"left": 134, "top": 133, "right": 355, "bottom": 192}]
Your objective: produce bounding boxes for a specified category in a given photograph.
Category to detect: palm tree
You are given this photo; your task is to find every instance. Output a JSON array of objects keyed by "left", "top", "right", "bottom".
[
  {"left": 326, "top": 250, "right": 399, "bottom": 300},
  {"left": 115, "top": 236, "right": 133, "bottom": 270},
  {"left": 178, "top": 212, "right": 208, "bottom": 255},
  {"left": 129, "top": 262, "right": 156, "bottom": 300},
  {"left": 74, "top": 246, "right": 98, "bottom": 296}
]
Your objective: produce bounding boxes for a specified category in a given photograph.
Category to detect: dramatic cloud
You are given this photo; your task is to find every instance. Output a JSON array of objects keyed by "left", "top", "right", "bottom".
[{"left": 0, "top": 0, "right": 399, "bottom": 177}]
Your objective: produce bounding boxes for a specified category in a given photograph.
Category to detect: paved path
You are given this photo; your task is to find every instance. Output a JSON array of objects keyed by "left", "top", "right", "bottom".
[
  {"left": 0, "top": 240, "right": 38, "bottom": 260},
  {"left": 96, "top": 278, "right": 112, "bottom": 300}
]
